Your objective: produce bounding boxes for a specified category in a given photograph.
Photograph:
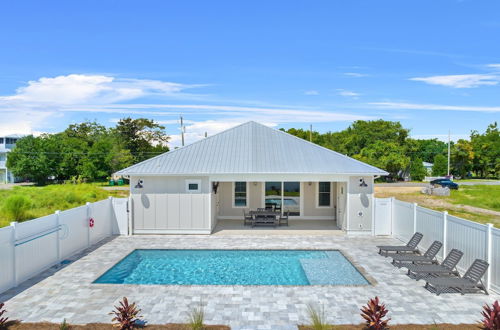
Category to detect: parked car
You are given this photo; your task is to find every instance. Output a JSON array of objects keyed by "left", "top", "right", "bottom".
[{"left": 430, "top": 178, "right": 459, "bottom": 190}]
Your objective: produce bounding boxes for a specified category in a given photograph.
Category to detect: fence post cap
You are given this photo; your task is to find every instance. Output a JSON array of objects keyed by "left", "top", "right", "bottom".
[
  {"left": 10, "top": 221, "right": 18, "bottom": 226},
  {"left": 443, "top": 210, "right": 448, "bottom": 215},
  {"left": 486, "top": 223, "right": 494, "bottom": 228},
  {"left": 55, "top": 210, "right": 60, "bottom": 214},
  {"left": 86, "top": 202, "right": 91, "bottom": 205}
]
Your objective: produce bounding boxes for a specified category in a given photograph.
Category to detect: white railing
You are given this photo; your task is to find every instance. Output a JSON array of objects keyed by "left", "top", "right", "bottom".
[
  {"left": 379, "top": 197, "right": 499, "bottom": 293},
  {"left": 0, "top": 197, "right": 128, "bottom": 294}
]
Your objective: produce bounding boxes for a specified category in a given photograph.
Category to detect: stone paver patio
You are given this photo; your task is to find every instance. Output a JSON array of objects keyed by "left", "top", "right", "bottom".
[{"left": 1, "top": 234, "right": 498, "bottom": 330}]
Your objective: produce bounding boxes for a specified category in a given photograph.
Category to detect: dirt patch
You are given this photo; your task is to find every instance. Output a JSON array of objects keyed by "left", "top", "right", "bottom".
[
  {"left": 5, "top": 322, "right": 230, "bottom": 330},
  {"left": 299, "top": 324, "right": 479, "bottom": 329}
]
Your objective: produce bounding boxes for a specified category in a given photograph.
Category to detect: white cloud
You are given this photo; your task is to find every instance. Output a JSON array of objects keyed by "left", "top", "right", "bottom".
[
  {"left": 0, "top": 74, "right": 199, "bottom": 105},
  {"left": 409, "top": 74, "right": 499, "bottom": 88},
  {"left": 0, "top": 73, "right": 374, "bottom": 143},
  {"left": 343, "top": 72, "right": 368, "bottom": 77},
  {"left": 304, "top": 90, "right": 319, "bottom": 95},
  {"left": 488, "top": 64, "right": 500, "bottom": 70},
  {"left": 336, "top": 89, "right": 360, "bottom": 98},
  {"left": 370, "top": 101, "right": 500, "bottom": 112}
]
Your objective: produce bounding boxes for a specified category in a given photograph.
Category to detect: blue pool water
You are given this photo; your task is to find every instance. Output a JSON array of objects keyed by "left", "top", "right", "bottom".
[{"left": 94, "top": 249, "right": 369, "bottom": 286}]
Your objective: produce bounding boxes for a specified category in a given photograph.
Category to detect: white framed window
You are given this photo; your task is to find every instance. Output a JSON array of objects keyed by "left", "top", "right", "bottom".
[
  {"left": 317, "top": 182, "right": 332, "bottom": 207},
  {"left": 233, "top": 181, "right": 247, "bottom": 207},
  {"left": 185, "top": 179, "right": 201, "bottom": 193}
]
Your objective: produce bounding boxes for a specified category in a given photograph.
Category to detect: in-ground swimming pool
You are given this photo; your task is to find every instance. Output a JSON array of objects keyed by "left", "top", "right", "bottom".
[{"left": 94, "top": 249, "right": 369, "bottom": 286}]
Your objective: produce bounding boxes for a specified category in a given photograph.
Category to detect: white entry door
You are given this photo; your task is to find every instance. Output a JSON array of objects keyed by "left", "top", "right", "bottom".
[
  {"left": 336, "top": 182, "right": 347, "bottom": 229},
  {"left": 374, "top": 198, "right": 392, "bottom": 235}
]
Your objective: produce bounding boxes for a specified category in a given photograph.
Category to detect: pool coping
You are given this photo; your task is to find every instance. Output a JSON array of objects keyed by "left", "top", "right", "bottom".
[{"left": 92, "top": 247, "right": 377, "bottom": 287}]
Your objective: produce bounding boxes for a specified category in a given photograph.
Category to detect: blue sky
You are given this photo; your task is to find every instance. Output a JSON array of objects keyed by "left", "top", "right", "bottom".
[{"left": 0, "top": 0, "right": 499, "bottom": 147}]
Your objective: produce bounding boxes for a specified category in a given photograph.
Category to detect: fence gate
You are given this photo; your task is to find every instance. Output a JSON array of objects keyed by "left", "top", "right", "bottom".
[{"left": 374, "top": 198, "right": 392, "bottom": 235}]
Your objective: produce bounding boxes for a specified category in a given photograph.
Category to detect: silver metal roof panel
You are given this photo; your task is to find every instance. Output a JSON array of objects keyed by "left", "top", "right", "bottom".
[{"left": 116, "top": 121, "right": 388, "bottom": 176}]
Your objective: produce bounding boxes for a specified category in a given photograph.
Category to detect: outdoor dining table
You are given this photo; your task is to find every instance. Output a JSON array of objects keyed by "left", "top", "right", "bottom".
[{"left": 249, "top": 210, "right": 280, "bottom": 227}]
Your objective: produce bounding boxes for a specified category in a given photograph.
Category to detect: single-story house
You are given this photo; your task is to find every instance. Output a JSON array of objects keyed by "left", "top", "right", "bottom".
[{"left": 116, "top": 121, "right": 388, "bottom": 235}]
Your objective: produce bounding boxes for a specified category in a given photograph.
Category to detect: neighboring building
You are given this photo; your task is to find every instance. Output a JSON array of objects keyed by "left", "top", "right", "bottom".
[
  {"left": 0, "top": 134, "right": 24, "bottom": 184},
  {"left": 116, "top": 121, "right": 388, "bottom": 235},
  {"left": 423, "top": 162, "right": 433, "bottom": 174}
]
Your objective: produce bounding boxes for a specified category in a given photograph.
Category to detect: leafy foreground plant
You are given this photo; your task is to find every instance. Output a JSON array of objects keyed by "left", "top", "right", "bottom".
[
  {"left": 306, "top": 303, "right": 330, "bottom": 330},
  {"left": 59, "top": 318, "right": 70, "bottom": 330},
  {"left": 480, "top": 300, "right": 500, "bottom": 330},
  {"left": 0, "top": 302, "right": 8, "bottom": 329},
  {"left": 188, "top": 301, "right": 205, "bottom": 330},
  {"left": 109, "top": 297, "right": 142, "bottom": 330},
  {"left": 360, "top": 296, "right": 390, "bottom": 330},
  {"left": 2, "top": 195, "right": 31, "bottom": 222}
]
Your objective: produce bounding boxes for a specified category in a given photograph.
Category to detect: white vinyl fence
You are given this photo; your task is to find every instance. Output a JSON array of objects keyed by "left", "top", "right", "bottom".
[
  {"left": 377, "top": 197, "right": 499, "bottom": 294},
  {"left": 0, "top": 197, "right": 128, "bottom": 294}
]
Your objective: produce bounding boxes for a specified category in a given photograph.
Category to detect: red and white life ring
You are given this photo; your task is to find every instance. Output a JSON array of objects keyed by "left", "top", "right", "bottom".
[{"left": 89, "top": 218, "right": 95, "bottom": 228}]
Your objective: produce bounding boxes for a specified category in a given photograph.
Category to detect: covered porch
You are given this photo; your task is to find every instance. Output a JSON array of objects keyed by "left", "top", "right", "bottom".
[
  {"left": 212, "top": 218, "right": 342, "bottom": 235},
  {"left": 210, "top": 179, "right": 349, "bottom": 231}
]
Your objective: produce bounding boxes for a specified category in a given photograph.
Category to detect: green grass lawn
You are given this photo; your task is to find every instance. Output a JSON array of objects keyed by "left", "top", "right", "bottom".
[
  {"left": 447, "top": 185, "right": 500, "bottom": 211},
  {"left": 0, "top": 183, "right": 128, "bottom": 228}
]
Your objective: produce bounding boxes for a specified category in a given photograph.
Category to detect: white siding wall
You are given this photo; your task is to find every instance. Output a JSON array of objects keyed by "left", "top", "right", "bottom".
[
  {"left": 130, "top": 176, "right": 211, "bottom": 234},
  {"left": 347, "top": 176, "right": 373, "bottom": 232}
]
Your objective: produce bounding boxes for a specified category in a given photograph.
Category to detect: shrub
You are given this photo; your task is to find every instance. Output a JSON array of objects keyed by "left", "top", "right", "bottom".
[
  {"left": 306, "top": 303, "right": 330, "bottom": 330},
  {"left": 0, "top": 302, "right": 8, "bottom": 328},
  {"left": 360, "top": 297, "right": 390, "bottom": 330},
  {"left": 109, "top": 297, "right": 142, "bottom": 330},
  {"left": 2, "top": 195, "right": 31, "bottom": 222},
  {"left": 188, "top": 302, "right": 205, "bottom": 330},
  {"left": 480, "top": 300, "right": 500, "bottom": 330}
]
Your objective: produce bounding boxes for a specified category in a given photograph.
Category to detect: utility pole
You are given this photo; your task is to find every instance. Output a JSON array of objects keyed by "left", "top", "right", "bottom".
[
  {"left": 447, "top": 130, "right": 451, "bottom": 177},
  {"left": 309, "top": 124, "right": 313, "bottom": 142},
  {"left": 180, "top": 116, "right": 185, "bottom": 147}
]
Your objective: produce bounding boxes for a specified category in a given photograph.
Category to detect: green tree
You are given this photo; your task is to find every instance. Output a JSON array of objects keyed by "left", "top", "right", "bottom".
[
  {"left": 354, "top": 141, "right": 410, "bottom": 178},
  {"left": 471, "top": 122, "right": 499, "bottom": 178},
  {"left": 432, "top": 154, "right": 448, "bottom": 176},
  {"left": 6, "top": 135, "right": 54, "bottom": 185},
  {"left": 114, "top": 118, "right": 170, "bottom": 163},
  {"left": 409, "top": 139, "right": 448, "bottom": 163},
  {"left": 410, "top": 158, "right": 427, "bottom": 181},
  {"left": 451, "top": 139, "right": 474, "bottom": 178}
]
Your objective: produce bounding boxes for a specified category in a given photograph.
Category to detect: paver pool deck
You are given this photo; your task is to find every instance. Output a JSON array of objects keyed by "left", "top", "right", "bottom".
[{"left": 1, "top": 234, "right": 498, "bottom": 330}]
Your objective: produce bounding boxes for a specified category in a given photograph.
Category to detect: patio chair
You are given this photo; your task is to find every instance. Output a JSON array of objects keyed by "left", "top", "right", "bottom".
[
  {"left": 424, "top": 259, "right": 489, "bottom": 295},
  {"left": 391, "top": 240, "right": 442, "bottom": 268},
  {"left": 265, "top": 203, "right": 275, "bottom": 211},
  {"left": 377, "top": 232, "right": 423, "bottom": 257},
  {"left": 243, "top": 210, "right": 253, "bottom": 226},
  {"left": 279, "top": 211, "right": 289, "bottom": 226},
  {"left": 257, "top": 208, "right": 266, "bottom": 211},
  {"left": 405, "top": 249, "right": 463, "bottom": 281}
]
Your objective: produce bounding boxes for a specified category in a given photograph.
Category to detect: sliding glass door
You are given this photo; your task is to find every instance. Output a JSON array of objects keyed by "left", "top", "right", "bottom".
[
  {"left": 264, "top": 182, "right": 301, "bottom": 216},
  {"left": 283, "top": 182, "right": 300, "bottom": 216}
]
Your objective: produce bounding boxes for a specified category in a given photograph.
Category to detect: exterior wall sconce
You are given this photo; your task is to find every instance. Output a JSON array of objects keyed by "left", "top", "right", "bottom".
[
  {"left": 135, "top": 179, "right": 144, "bottom": 189},
  {"left": 212, "top": 182, "right": 219, "bottom": 194},
  {"left": 253, "top": 182, "right": 258, "bottom": 186},
  {"left": 359, "top": 178, "right": 368, "bottom": 187},
  {"left": 308, "top": 182, "right": 312, "bottom": 186}
]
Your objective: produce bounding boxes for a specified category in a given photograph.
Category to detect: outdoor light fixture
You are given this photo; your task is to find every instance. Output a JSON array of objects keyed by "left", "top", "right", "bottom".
[
  {"left": 359, "top": 178, "right": 368, "bottom": 187},
  {"left": 135, "top": 179, "right": 144, "bottom": 189},
  {"left": 212, "top": 182, "right": 219, "bottom": 194}
]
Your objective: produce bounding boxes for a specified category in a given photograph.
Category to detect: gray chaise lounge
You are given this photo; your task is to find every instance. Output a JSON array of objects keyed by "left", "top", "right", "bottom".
[
  {"left": 391, "top": 240, "right": 442, "bottom": 268},
  {"left": 424, "top": 259, "right": 489, "bottom": 295},
  {"left": 405, "top": 249, "right": 463, "bottom": 280},
  {"left": 377, "top": 232, "right": 423, "bottom": 257}
]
